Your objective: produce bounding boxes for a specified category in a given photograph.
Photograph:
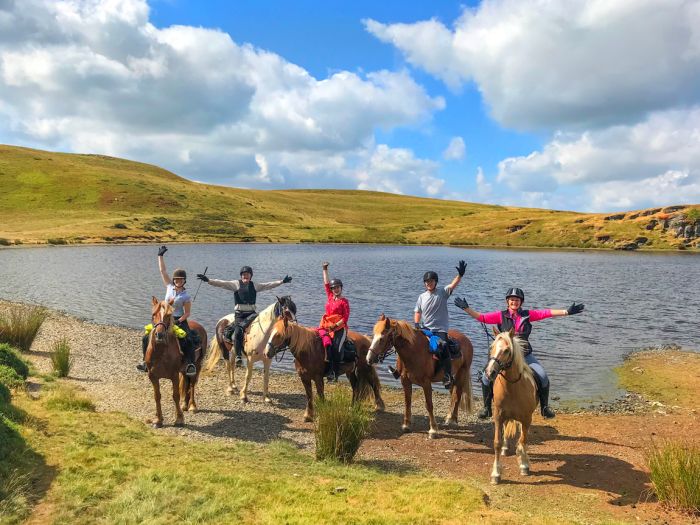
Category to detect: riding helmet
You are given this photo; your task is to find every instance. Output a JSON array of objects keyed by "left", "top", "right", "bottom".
[
  {"left": 423, "top": 271, "right": 438, "bottom": 283},
  {"left": 329, "top": 278, "right": 343, "bottom": 289},
  {"left": 172, "top": 268, "right": 187, "bottom": 281},
  {"left": 505, "top": 287, "right": 525, "bottom": 303},
  {"left": 240, "top": 265, "right": 254, "bottom": 276}
]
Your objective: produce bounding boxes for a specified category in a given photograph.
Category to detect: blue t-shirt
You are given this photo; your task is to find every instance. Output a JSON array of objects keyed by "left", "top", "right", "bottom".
[
  {"left": 414, "top": 286, "right": 452, "bottom": 333},
  {"left": 165, "top": 284, "right": 191, "bottom": 319}
]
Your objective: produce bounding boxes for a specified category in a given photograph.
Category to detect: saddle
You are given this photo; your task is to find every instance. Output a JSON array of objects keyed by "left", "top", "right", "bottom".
[
  {"left": 421, "top": 329, "right": 462, "bottom": 359},
  {"left": 340, "top": 337, "right": 357, "bottom": 363}
]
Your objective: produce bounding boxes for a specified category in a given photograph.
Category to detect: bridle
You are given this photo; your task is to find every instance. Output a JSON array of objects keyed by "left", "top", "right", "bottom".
[
  {"left": 487, "top": 337, "right": 522, "bottom": 383},
  {"left": 367, "top": 321, "right": 398, "bottom": 364},
  {"left": 151, "top": 302, "right": 172, "bottom": 344}
]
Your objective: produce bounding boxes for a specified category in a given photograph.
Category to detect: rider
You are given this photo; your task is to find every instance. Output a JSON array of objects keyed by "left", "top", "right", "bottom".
[
  {"left": 137, "top": 245, "right": 198, "bottom": 377},
  {"left": 197, "top": 266, "right": 292, "bottom": 366},
  {"left": 412, "top": 260, "right": 467, "bottom": 389},
  {"left": 319, "top": 262, "right": 350, "bottom": 382},
  {"left": 454, "top": 288, "right": 584, "bottom": 419}
]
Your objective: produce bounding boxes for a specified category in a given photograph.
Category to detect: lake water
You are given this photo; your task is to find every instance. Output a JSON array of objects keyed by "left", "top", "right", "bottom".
[{"left": 0, "top": 243, "right": 697, "bottom": 403}]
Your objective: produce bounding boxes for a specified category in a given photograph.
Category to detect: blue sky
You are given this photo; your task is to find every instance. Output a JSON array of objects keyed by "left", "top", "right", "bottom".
[{"left": 1, "top": 0, "right": 700, "bottom": 212}]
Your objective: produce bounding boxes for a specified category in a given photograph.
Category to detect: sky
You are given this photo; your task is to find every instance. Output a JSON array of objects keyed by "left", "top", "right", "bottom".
[{"left": 1, "top": 0, "right": 700, "bottom": 212}]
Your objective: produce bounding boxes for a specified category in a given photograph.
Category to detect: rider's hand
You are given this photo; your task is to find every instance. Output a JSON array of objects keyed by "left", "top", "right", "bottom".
[
  {"left": 282, "top": 275, "right": 292, "bottom": 284},
  {"left": 414, "top": 322, "right": 421, "bottom": 330},
  {"left": 157, "top": 245, "right": 168, "bottom": 257},
  {"left": 567, "top": 302, "right": 585, "bottom": 315},
  {"left": 196, "top": 273, "right": 209, "bottom": 282},
  {"left": 454, "top": 297, "right": 470, "bottom": 310},
  {"left": 322, "top": 262, "right": 329, "bottom": 270},
  {"left": 456, "top": 260, "right": 467, "bottom": 277}
]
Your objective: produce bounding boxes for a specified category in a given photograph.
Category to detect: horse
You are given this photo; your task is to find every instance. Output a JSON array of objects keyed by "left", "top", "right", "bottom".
[
  {"left": 366, "top": 314, "right": 473, "bottom": 438},
  {"left": 204, "top": 296, "right": 297, "bottom": 403},
  {"left": 265, "top": 317, "right": 385, "bottom": 422},
  {"left": 486, "top": 327, "right": 538, "bottom": 484},
  {"left": 145, "top": 296, "right": 207, "bottom": 427}
]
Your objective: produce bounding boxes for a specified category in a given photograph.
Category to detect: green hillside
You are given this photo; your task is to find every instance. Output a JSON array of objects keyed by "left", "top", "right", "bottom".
[{"left": 1, "top": 144, "right": 698, "bottom": 251}]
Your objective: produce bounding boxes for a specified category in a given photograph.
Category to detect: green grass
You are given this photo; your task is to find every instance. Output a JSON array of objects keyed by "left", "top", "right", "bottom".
[
  {"left": 44, "top": 385, "right": 95, "bottom": 412},
  {"left": 0, "top": 344, "right": 29, "bottom": 378},
  {"left": 1, "top": 144, "right": 697, "bottom": 250},
  {"left": 0, "top": 306, "right": 48, "bottom": 352},
  {"left": 647, "top": 441, "right": 700, "bottom": 515},
  {"left": 314, "top": 387, "right": 373, "bottom": 463},
  {"left": 0, "top": 365, "right": 25, "bottom": 390},
  {"left": 50, "top": 338, "right": 72, "bottom": 378}
]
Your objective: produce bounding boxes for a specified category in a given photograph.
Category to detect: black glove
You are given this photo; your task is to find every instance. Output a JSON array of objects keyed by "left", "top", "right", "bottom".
[
  {"left": 157, "top": 245, "right": 168, "bottom": 257},
  {"left": 454, "top": 297, "right": 470, "bottom": 310},
  {"left": 456, "top": 260, "right": 467, "bottom": 277},
  {"left": 567, "top": 302, "right": 584, "bottom": 315},
  {"left": 196, "top": 274, "right": 209, "bottom": 282},
  {"left": 414, "top": 322, "right": 421, "bottom": 330},
  {"left": 282, "top": 275, "right": 292, "bottom": 284}
]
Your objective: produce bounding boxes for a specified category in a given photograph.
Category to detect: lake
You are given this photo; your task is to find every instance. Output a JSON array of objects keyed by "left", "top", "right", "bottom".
[{"left": 0, "top": 243, "right": 697, "bottom": 403}]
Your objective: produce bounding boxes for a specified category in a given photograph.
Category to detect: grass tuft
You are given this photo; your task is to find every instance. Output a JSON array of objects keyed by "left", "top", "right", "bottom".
[
  {"left": 0, "top": 344, "right": 29, "bottom": 379},
  {"left": 0, "top": 365, "right": 25, "bottom": 390},
  {"left": 314, "top": 387, "right": 373, "bottom": 463},
  {"left": 647, "top": 440, "right": 700, "bottom": 515},
  {"left": 50, "top": 338, "right": 72, "bottom": 378},
  {"left": 0, "top": 307, "right": 48, "bottom": 352},
  {"left": 45, "top": 386, "right": 95, "bottom": 412}
]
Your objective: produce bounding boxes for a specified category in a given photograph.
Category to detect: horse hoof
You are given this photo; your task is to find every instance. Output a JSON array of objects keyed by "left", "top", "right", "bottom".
[
  {"left": 226, "top": 387, "right": 235, "bottom": 395},
  {"left": 444, "top": 418, "right": 457, "bottom": 428},
  {"left": 375, "top": 402, "right": 385, "bottom": 412},
  {"left": 490, "top": 476, "right": 500, "bottom": 485},
  {"left": 428, "top": 430, "right": 438, "bottom": 439},
  {"left": 401, "top": 425, "right": 411, "bottom": 433},
  {"left": 304, "top": 415, "right": 313, "bottom": 423},
  {"left": 501, "top": 448, "right": 509, "bottom": 457},
  {"left": 174, "top": 420, "right": 185, "bottom": 427},
  {"left": 188, "top": 406, "right": 198, "bottom": 414},
  {"left": 240, "top": 396, "right": 249, "bottom": 404},
  {"left": 151, "top": 421, "right": 163, "bottom": 429},
  {"left": 520, "top": 467, "right": 530, "bottom": 476},
  {"left": 264, "top": 397, "right": 272, "bottom": 404}
]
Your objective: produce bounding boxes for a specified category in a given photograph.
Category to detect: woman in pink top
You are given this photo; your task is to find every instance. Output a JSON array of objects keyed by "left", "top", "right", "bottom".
[
  {"left": 454, "top": 287, "right": 584, "bottom": 419},
  {"left": 319, "top": 261, "right": 350, "bottom": 381}
]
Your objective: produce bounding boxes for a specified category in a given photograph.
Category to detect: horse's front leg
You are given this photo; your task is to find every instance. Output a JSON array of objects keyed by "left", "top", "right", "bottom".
[
  {"left": 517, "top": 419, "right": 531, "bottom": 476},
  {"left": 446, "top": 367, "right": 462, "bottom": 427},
  {"left": 491, "top": 415, "right": 504, "bottom": 484},
  {"left": 149, "top": 378, "right": 164, "bottom": 428},
  {"left": 302, "top": 378, "right": 314, "bottom": 422},
  {"left": 262, "top": 357, "right": 272, "bottom": 404},
  {"left": 172, "top": 375, "right": 185, "bottom": 427},
  {"left": 188, "top": 376, "right": 198, "bottom": 413},
  {"left": 347, "top": 370, "right": 358, "bottom": 402},
  {"left": 422, "top": 382, "right": 439, "bottom": 439},
  {"left": 226, "top": 353, "right": 238, "bottom": 394},
  {"left": 401, "top": 375, "right": 413, "bottom": 433},
  {"left": 240, "top": 355, "right": 253, "bottom": 403}
]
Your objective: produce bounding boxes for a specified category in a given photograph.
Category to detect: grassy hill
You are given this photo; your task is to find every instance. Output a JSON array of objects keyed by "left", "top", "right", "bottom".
[{"left": 1, "top": 144, "right": 698, "bottom": 251}]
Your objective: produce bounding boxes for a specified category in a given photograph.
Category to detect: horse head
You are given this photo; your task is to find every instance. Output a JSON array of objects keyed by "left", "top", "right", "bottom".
[
  {"left": 151, "top": 296, "right": 173, "bottom": 344},
  {"left": 485, "top": 328, "right": 516, "bottom": 382},
  {"left": 265, "top": 316, "right": 291, "bottom": 359},
  {"left": 367, "top": 314, "right": 393, "bottom": 364},
  {"left": 275, "top": 295, "right": 297, "bottom": 322}
]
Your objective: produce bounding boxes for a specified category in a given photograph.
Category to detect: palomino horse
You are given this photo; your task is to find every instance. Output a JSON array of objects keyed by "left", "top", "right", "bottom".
[
  {"left": 486, "top": 328, "right": 538, "bottom": 484},
  {"left": 366, "top": 314, "right": 473, "bottom": 438},
  {"left": 145, "top": 297, "right": 207, "bottom": 426},
  {"left": 265, "top": 317, "right": 385, "bottom": 422},
  {"left": 204, "top": 296, "right": 296, "bottom": 403}
]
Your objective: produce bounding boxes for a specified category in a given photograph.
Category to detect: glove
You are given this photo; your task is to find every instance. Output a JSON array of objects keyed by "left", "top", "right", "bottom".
[
  {"left": 157, "top": 245, "right": 168, "bottom": 257},
  {"left": 456, "top": 260, "right": 467, "bottom": 277},
  {"left": 322, "top": 262, "right": 329, "bottom": 270},
  {"left": 567, "top": 302, "right": 584, "bottom": 315},
  {"left": 196, "top": 274, "right": 209, "bottom": 282},
  {"left": 454, "top": 297, "right": 470, "bottom": 310},
  {"left": 414, "top": 322, "right": 421, "bottom": 330},
  {"left": 282, "top": 275, "right": 292, "bottom": 284}
]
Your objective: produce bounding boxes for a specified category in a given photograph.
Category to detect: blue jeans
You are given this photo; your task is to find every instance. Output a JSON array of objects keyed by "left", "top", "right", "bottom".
[{"left": 482, "top": 353, "right": 549, "bottom": 388}]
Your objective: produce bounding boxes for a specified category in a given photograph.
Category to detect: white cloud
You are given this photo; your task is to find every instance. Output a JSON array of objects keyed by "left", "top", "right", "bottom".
[
  {"left": 443, "top": 136, "right": 465, "bottom": 160},
  {"left": 366, "top": 0, "right": 700, "bottom": 130},
  {"left": 0, "top": 0, "right": 447, "bottom": 197}
]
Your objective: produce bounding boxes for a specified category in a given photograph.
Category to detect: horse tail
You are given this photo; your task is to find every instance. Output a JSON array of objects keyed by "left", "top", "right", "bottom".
[
  {"left": 504, "top": 420, "right": 521, "bottom": 440},
  {"left": 355, "top": 362, "right": 380, "bottom": 402},
  {"left": 459, "top": 364, "right": 473, "bottom": 413},
  {"left": 204, "top": 336, "right": 222, "bottom": 372}
]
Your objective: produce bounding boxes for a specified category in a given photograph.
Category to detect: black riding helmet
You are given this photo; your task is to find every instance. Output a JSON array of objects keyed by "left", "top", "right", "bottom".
[
  {"left": 505, "top": 287, "right": 525, "bottom": 303},
  {"left": 240, "top": 265, "right": 253, "bottom": 276},
  {"left": 423, "top": 271, "right": 438, "bottom": 283},
  {"left": 172, "top": 268, "right": 187, "bottom": 283},
  {"left": 329, "top": 278, "right": 343, "bottom": 289}
]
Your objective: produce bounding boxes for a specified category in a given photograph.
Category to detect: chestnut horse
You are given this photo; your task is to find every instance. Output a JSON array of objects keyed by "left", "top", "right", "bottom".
[
  {"left": 204, "top": 296, "right": 296, "bottom": 403},
  {"left": 486, "top": 328, "right": 538, "bottom": 484},
  {"left": 265, "top": 317, "right": 385, "bottom": 422},
  {"left": 145, "top": 297, "right": 207, "bottom": 427},
  {"left": 366, "top": 314, "right": 473, "bottom": 438}
]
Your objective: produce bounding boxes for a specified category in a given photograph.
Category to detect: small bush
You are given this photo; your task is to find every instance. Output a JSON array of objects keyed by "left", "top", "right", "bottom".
[
  {"left": 0, "top": 344, "right": 29, "bottom": 378},
  {"left": 112, "top": 223, "right": 128, "bottom": 229},
  {"left": 47, "top": 238, "right": 67, "bottom": 245},
  {"left": 50, "top": 338, "right": 72, "bottom": 378},
  {"left": 647, "top": 441, "right": 700, "bottom": 514},
  {"left": 314, "top": 387, "right": 373, "bottom": 464},
  {"left": 0, "top": 306, "right": 48, "bottom": 352},
  {"left": 0, "top": 365, "right": 25, "bottom": 390},
  {"left": 0, "top": 381, "right": 10, "bottom": 404},
  {"left": 45, "top": 386, "right": 95, "bottom": 412},
  {"left": 0, "top": 238, "right": 10, "bottom": 246}
]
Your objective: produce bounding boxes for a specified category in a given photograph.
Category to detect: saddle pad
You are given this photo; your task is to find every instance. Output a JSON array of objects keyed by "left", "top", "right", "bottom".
[{"left": 421, "top": 329, "right": 442, "bottom": 354}]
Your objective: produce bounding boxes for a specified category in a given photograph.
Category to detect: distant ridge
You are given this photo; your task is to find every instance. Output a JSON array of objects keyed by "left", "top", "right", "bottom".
[{"left": 1, "top": 144, "right": 698, "bottom": 251}]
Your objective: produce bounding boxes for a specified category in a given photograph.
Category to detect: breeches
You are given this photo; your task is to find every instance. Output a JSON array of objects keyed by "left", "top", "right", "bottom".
[{"left": 481, "top": 353, "right": 549, "bottom": 388}]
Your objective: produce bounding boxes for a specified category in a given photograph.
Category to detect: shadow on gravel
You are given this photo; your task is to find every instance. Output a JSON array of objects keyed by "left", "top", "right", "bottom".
[
  {"left": 355, "top": 458, "right": 421, "bottom": 475},
  {"left": 189, "top": 409, "right": 294, "bottom": 443}
]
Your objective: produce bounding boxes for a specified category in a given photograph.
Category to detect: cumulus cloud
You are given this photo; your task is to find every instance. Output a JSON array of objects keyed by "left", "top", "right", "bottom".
[
  {"left": 443, "top": 136, "right": 465, "bottom": 160},
  {"left": 366, "top": 0, "right": 700, "bottom": 130},
  {"left": 0, "top": 0, "right": 446, "bottom": 196}
]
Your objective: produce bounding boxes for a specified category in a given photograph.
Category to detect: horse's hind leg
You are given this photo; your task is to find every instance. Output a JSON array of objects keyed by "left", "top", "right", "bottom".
[
  {"left": 172, "top": 376, "right": 185, "bottom": 427},
  {"left": 422, "top": 383, "right": 439, "bottom": 439},
  {"left": 302, "top": 378, "right": 314, "bottom": 422},
  {"left": 240, "top": 357, "right": 253, "bottom": 403},
  {"left": 262, "top": 358, "right": 272, "bottom": 404},
  {"left": 226, "top": 355, "right": 238, "bottom": 395},
  {"left": 401, "top": 376, "right": 413, "bottom": 433},
  {"left": 517, "top": 420, "right": 531, "bottom": 476},
  {"left": 491, "top": 418, "right": 504, "bottom": 484},
  {"left": 445, "top": 367, "right": 462, "bottom": 427},
  {"left": 371, "top": 370, "right": 385, "bottom": 412},
  {"left": 150, "top": 379, "right": 164, "bottom": 428},
  {"left": 188, "top": 378, "right": 198, "bottom": 413}
]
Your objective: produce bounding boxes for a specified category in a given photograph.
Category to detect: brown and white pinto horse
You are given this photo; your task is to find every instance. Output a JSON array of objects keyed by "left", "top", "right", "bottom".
[
  {"left": 486, "top": 328, "right": 538, "bottom": 484},
  {"left": 366, "top": 314, "right": 473, "bottom": 438}
]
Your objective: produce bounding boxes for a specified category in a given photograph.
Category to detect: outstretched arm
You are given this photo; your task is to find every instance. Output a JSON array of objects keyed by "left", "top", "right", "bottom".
[
  {"left": 322, "top": 261, "right": 330, "bottom": 285},
  {"left": 453, "top": 297, "right": 482, "bottom": 320},
  {"left": 446, "top": 260, "right": 467, "bottom": 293},
  {"left": 157, "top": 245, "right": 169, "bottom": 286},
  {"left": 550, "top": 302, "right": 585, "bottom": 318}
]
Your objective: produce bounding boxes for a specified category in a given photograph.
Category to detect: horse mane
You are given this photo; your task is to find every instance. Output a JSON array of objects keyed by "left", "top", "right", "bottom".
[
  {"left": 256, "top": 301, "right": 277, "bottom": 324},
  {"left": 391, "top": 319, "right": 416, "bottom": 344},
  {"left": 282, "top": 321, "right": 319, "bottom": 354},
  {"left": 494, "top": 331, "right": 533, "bottom": 381}
]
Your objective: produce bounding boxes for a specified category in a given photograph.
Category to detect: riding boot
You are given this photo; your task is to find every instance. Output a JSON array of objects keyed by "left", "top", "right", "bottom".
[
  {"left": 440, "top": 355, "right": 454, "bottom": 389},
  {"left": 136, "top": 334, "right": 149, "bottom": 372},
  {"left": 325, "top": 346, "right": 337, "bottom": 382},
  {"left": 234, "top": 328, "right": 244, "bottom": 367},
  {"left": 182, "top": 341, "right": 197, "bottom": 377},
  {"left": 478, "top": 382, "right": 493, "bottom": 419},
  {"left": 387, "top": 365, "right": 401, "bottom": 379},
  {"left": 538, "top": 384, "right": 556, "bottom": 419}
]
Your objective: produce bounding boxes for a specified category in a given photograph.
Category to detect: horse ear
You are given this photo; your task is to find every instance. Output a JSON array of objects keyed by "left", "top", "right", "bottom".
[
  {"left": 152, "top": 296, "right": 159, "bottom": 306},
  {"left": 492, "top": 326, "right": 500, "bottom": 336},
  {"left": 508, "top": 328, "right": 515, "bottom": 339}
]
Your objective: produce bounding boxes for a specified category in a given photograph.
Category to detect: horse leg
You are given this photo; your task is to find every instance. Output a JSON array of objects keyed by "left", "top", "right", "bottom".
[
  {"left": 188, "top": 376, "right": 198, "bottom": 413},
  {"left": 150, "top": 378, "right": 164, "bottom": 428},
  {"left": 518, "top": 420, "right": 531, "bottom": 476},
  {"left": 302, "top": 378, "right": 314, "bottom": 422},
  {"left": 445, "top": 367, "right": 462, "bottom": 427},
  {"left": 401, "top": 375, "right": 413, "bottom": 433},
  {"left": 240, "top": 356, "right": 253, "bottom": 403},
  {"left": 262, "top": 358, "right": 272, "bottom": 404},
  {"left": 347, "top": 370, "right": 359, "bottom": 402},
  {"left": 179, "top": 374, "right": 188, "bottom": 412},
  {"left": 371, "top": 369, "right": 385, "bottom": 412},
  {"left": 491, "top": 417, "right": 504, "bottom": 484},
  {"left": 422, "top": 383, "right": 439, "bottom": 439},
  {"left": 173, "top": 375, "right": 185, "bottom": 427}
]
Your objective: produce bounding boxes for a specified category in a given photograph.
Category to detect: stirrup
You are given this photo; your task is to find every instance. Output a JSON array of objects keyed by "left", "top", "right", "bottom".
[
  {"left": 387, "top": 365, "right": 400, "bottom": 379},
  {"left": 136, "top": 362, "right": 147, "bottom": 373},
  {"left": 185, "top": 363, "right": 197, "bottom": 377},
  {"left": 442, "top": 374, "right": 454, "bottom": 390}
]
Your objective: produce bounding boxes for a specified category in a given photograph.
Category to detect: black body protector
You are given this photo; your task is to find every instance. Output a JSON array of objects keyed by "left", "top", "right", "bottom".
[
  {"left": 234, "top": 281, "right": 257, "bottom": 308},
  {"left": 498, "top": 309, "right": 533, "bottom": 355}
]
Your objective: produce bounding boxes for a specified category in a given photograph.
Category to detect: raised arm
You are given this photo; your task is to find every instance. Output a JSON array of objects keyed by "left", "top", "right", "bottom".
[
  {"left": 445, "top": 260, "right": 467, "bottom": 293},
  {"left": 322, "top": 261, "right": 330, "bottom": 285},
  {"left": 157, "top": 245, "right": 169, "bottom": 286}
]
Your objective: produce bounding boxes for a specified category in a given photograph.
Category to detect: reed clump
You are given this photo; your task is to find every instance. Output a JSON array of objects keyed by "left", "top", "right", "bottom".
[
  {"left": 45, "top": 385, "right": 95, "bottom": 412},
  {"left": 647, "top": 440, "right": 700, "bottom": 515},
  {"left": 0, "top": 306, "right": 48, "bottom": 352},
  {"left": 313, "top": 387, "right": 373, "bottom": 464},
  {"left": 50, "top": 338, "right": 72, "bottom": 378}
]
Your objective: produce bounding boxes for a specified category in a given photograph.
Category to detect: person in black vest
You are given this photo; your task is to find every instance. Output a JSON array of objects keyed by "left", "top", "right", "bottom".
[
  {"left": 197, "top": 266, "right": 292, "bottom": 365},
  {"left": 454, "top": 288, "right": 584, "bottom": 419}
]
